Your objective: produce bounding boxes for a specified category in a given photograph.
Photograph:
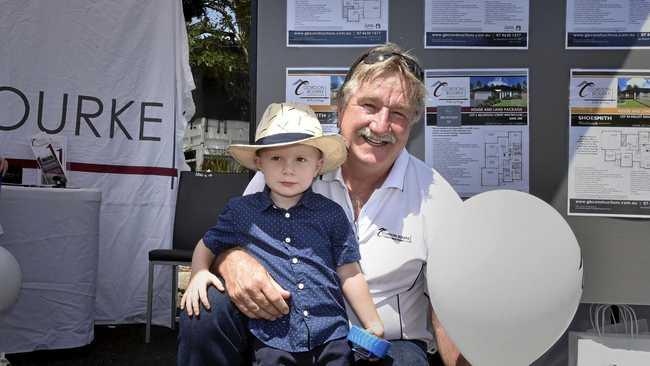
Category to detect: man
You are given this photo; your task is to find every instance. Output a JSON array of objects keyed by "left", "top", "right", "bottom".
[{"left": 178, "top": 43, "right": 469, "bottom": 366}]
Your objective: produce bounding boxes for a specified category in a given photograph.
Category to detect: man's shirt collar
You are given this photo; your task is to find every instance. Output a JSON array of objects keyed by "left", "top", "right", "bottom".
[{"left": 320, "top": 148, "right": 409, "bottom": 191}]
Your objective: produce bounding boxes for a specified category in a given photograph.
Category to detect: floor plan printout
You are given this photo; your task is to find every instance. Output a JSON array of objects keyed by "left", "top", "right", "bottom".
[
  {"left": 287, "top": 0, "right": 388, "bottom": 46},
  {"left": 424, "top": 0, "right": 529, "bottom": 48},
  {"left": 424, "top": 69, "right": 530, "bottom": 198},
  {"left": 569, "top": 69, "right": 650, "bottom": 217},
  {"left": 286, "top": 68, "right": 348, "bottom": 134},
  {"left": 566, "top": 0, "right": 650, "bottom": 49}
]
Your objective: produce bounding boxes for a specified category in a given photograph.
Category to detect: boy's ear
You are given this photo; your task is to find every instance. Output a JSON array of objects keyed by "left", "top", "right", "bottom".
[
  {"left": 254, "top": 155, "right": 263, "bottom": 171},
  {"left": 315, "top": 158, "right": 324, "bottom": 177}
]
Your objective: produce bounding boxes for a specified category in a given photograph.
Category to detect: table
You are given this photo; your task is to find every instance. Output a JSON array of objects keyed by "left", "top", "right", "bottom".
[{"left": 0, "top": 185, "right": 101, "bottom": 353}]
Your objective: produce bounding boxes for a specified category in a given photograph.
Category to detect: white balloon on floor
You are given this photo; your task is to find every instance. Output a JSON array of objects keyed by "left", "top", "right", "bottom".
[
  {"left": 427, "top": 190, "right": 582, "bottom": 366},
  {"left": 0, "top": 246, "right": 22, "bottom": 312}
]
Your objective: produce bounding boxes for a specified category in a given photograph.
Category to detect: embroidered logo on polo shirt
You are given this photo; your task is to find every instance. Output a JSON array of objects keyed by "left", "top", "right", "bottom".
[{"left": 377, "top": 228, "right": 412, "bottom": 243}]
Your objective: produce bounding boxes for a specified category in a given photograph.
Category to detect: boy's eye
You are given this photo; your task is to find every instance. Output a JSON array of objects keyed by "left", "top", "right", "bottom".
[
  {"left": 296, "top": 157, "right": 306, "bottom": 162},
  {"left": 270, "top": 156, "right": 280, "bottom": 161}
]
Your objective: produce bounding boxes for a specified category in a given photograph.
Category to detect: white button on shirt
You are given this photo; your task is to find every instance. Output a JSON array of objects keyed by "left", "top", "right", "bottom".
[
  {"left": 298, "top": 283, "right": 304, "bottom": 290},
  {"left": 303, "top": 310, "right": 309, "bottom": 317},
  {"left": 291, "top": 257, "right": 298, "bottom": 264},
  {"left": 244, "top": 149, "right": 461, "bottom": 351},
  {"left": 285, "top": 212, "right": 290, "bottom": 218},
  {"left": 284, "top": 237, "right": 291, "bottom": 243}
]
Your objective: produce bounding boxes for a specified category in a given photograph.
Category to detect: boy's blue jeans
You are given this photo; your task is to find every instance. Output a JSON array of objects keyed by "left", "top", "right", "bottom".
[{"left": 177, "top": 286, "right": 433, "bottom": 366}]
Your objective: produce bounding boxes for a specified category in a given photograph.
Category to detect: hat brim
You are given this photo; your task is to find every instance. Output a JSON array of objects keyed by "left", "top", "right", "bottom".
[{"left": 227, "top": 134, "right": 348, "bottom": 174}]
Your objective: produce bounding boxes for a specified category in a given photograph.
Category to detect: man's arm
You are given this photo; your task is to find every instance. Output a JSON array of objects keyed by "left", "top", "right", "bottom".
[
  {"left": 431, "top": 306, "right": 471, "bottom": 366},
  {"left": 214, "top": 247, "right": 291, "bottom": 320}
]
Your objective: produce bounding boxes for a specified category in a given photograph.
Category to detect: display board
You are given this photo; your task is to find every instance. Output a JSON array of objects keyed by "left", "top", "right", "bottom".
[{"left": 256, "top": 0, "right": 650, "bottom": 305}]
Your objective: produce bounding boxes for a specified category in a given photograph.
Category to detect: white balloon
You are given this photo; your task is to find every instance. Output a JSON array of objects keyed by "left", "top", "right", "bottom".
[
  {"left": 427, "top": 190, "right": 582, "bottom": 366},
  {"left": 0, "top": 246, "right": 22, "bottom": 312}
]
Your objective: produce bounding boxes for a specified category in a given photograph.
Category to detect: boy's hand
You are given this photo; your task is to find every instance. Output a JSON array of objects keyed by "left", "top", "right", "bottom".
[
  {"left": 180, "top": 269, "right": 224, "bottom": 317},
  {"left": 366, "top": 321, "right": 384, "bottom": 339}
]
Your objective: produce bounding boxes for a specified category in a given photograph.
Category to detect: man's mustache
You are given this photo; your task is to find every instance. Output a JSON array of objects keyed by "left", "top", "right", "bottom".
[{"left": 357, "top": 127, "right": 397, "bottom": 144}]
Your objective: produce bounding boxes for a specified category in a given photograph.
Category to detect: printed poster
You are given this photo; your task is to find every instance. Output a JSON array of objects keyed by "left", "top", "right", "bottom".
[
  {"left": 425, "top": 69, "right": 530, "bottom": 198},
  {"left": 286, "top": 68, "right": 348, "bottom": 133},
  {"left": 424, "top": 0, "right": 529, "bottom": 49},
  {"left": 568, "top": 69, "right": 650, "bottom": 217},
  {"left": 287, "top": 0, "right": 388, "bottom": 47},
  {"left": 566, "top": 0, "right": 650, "bottom": 49}
]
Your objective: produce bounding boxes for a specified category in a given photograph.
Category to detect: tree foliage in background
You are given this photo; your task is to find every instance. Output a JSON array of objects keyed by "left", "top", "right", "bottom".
[
  {"left": 183, "top": 0, "right": 251, "bottom": 121},
  {"left": 202, "top": 155, "right": 247, "bottom": 173}
]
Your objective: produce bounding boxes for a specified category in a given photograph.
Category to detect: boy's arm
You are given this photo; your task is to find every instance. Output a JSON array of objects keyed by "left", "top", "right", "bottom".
[
  {"left": 337, "top": 262, "right": 383, "bottom": 337},
  {"left": 179, "top": 239, "right": 222, "bottom": 316}
]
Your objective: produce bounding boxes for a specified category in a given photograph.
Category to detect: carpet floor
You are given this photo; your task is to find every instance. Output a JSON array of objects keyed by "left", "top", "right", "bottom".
[{"left": 6, "top": 324, "right": 178, "bottom": 366}]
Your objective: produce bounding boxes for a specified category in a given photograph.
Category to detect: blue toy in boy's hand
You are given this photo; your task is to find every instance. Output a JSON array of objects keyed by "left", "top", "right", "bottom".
[{"left": 347, "top": 325, "right": 391, "bottom": 359}]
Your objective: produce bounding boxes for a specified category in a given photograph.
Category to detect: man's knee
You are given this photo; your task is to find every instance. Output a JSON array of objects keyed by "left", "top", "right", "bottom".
[
  {"left": 180, "top": 286, "right": 245, "bottom": 334},
  {"left": 178, "top": 287, "right": 250, "bottom": 365}
]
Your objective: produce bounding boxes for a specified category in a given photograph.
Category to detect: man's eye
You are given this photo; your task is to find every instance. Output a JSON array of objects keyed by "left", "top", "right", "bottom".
[
  {"left": 392, "top": 111, "right": 407, "bottom": 120},
  {"left": 270, "top": 156, "right": 280, "bottom": 161},
  {"left": 362, "top": 103, "right": 376, "bottom": 112},
  {"left": 296, "top": 157, "right": 306, "bottom": 162}
]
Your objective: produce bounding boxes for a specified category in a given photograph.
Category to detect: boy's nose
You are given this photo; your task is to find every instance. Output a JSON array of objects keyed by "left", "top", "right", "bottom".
[{"left": 282, "top": 161, "right": 295, "bottom": 174}]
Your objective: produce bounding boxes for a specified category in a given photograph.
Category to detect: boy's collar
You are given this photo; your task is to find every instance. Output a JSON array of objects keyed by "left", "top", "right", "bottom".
[{"left": 258, "top": 185, "right": 317, "bottom": 211}]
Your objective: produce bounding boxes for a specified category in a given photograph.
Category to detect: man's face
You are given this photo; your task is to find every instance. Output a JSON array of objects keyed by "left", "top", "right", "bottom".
[{"left": 338, "top": 74, "right": 414, "bottom": 173}]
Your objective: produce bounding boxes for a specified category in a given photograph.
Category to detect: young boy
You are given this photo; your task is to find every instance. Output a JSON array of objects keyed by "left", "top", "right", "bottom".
[{"left": 180, "top": 102, "right": 383, "bottom": 365}]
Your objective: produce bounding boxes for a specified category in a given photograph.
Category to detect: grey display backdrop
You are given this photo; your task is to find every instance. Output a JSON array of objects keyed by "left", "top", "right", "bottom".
[{"left": 256, "top": 1, "right": 650, "bottom": 305}]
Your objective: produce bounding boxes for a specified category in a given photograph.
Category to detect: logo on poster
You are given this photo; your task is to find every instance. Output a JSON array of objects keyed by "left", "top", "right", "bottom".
[
  {"left": 431, "top": 80, "right": 467, "bottom": 98},
  {"left": 576, "top": 80, "right": 615, "bottom": 99},
  {"left": 292, "top": 79, "right": 327, "bottom": 98}
]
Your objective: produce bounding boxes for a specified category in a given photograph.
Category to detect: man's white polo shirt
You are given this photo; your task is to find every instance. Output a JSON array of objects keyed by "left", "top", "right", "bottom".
[{"left": 244, "top": 149, "right": 461, "bottom": 350}]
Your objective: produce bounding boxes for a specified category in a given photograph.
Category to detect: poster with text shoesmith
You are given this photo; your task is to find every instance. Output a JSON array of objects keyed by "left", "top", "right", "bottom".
[
  {"left": 0, "top": 0, "right": 195, "bottom": 325},
  {"left": 568, "top": 69, "right": 650, "bottom": 218}
]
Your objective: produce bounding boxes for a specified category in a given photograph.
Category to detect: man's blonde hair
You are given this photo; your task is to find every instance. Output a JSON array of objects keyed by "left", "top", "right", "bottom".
[{"left": 337, "top": 43, "right": 426, "bottom": 125}]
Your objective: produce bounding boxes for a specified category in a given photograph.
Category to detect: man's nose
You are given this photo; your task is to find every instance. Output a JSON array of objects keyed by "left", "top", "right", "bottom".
[{"left": 369, "top": 108, "right": 391, "bottom": 135}]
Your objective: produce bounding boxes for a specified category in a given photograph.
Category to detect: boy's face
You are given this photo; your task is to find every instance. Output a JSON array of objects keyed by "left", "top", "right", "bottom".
[{"left": 255, "top": 144, "right": 324, "bottom": 207}]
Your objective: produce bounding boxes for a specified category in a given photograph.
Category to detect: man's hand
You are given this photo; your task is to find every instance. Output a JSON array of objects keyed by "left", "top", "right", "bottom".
[
  {"left": 0, "top": 158, "right": 8, "bottom": 177},
  {"left": 432, "top": 307, "right": 471, "bottom": 366},
  {"left": 179, "top": 269, "right": 224, "bottom": 317},
  {"left": 217, "top": 248, "right": 291, "bottom": 320}
]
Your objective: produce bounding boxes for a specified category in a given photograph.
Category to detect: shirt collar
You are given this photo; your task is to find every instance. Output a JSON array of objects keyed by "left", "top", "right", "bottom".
[
  {"left": 321, "top": 148, "right": 409, "bottom": 191},
  {"left": 381, "top": 148, "right": 409, "bottom": 191},
  {"left": 258, "top": 185, "right": 318, "bottom": 211}
]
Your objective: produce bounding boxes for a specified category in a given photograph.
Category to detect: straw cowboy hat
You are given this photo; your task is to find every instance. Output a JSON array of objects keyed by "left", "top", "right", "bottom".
[{"left": 228, "top": 102, "right": 348, "bottom": 174}]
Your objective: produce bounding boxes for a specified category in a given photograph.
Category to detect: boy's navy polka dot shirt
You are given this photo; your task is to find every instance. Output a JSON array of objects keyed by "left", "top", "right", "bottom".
[{"left": 203, "top": 186, "right": 360, "bottom": 352}]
